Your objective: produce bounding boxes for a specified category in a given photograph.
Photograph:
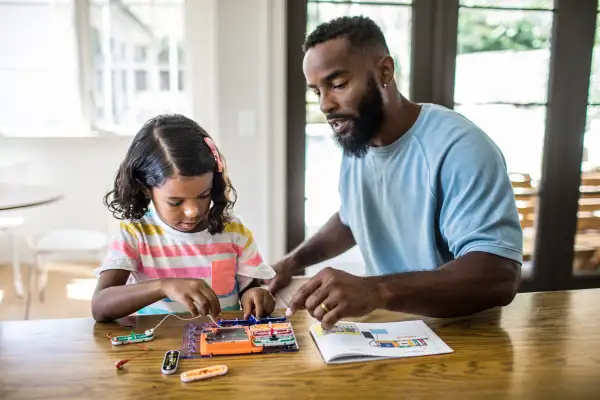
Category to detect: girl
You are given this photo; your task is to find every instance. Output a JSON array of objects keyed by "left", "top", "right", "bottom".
[{"left": 92, "top": 114, "right": 276, "bottom": 322}]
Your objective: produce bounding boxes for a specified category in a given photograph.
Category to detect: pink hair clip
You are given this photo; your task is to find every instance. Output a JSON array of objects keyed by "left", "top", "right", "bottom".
[{"left": 204, "top": 137, "right": 224, "bottom": 173}]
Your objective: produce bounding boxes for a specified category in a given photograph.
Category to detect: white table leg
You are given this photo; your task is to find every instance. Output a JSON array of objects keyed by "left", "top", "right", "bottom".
[
  {"left": 24, "top": 261, "right": 34, "bottom": 320},
  {"left": 37, "top": 255, "right": 48, "bottom": 302},
  {"left": 7, "top": 233, "right": 24, "bottom": 298}
]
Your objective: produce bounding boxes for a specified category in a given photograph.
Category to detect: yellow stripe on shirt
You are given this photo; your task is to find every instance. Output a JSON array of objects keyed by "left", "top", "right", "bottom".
[
  {"left": 224, "top": 221, "right": 254, "bottom": 250},
  {"left": 121, "top": 221, "right": 165, "bottom": 237}
]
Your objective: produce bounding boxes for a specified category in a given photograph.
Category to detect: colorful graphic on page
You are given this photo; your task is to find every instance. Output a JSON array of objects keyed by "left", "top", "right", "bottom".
[{"left": 313, "top": 323, "right": 361, "bottom": 337}]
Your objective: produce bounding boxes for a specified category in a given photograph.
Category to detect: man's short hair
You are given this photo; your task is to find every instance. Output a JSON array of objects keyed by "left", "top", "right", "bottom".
[{"left": 303, "top": 15, "right": 390, "bottom": 54}]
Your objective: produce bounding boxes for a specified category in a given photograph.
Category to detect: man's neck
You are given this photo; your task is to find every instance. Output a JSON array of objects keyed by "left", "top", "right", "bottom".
[{"left": 370, "top": 93, "right": 421, "bottom": 148}]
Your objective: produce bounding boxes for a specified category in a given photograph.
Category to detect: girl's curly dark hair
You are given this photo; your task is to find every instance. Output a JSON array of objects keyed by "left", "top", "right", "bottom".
[{"left": 104, "top": 114, "right": 237, "bottom": 235}]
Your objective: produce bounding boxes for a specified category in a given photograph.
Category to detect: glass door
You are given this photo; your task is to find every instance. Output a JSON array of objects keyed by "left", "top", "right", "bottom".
[
  {"left": 453, "top": 0, "right": 555, "bottom": 281},
  {"left": 573, "top": 6, "right": 600, "bottom": 280}
]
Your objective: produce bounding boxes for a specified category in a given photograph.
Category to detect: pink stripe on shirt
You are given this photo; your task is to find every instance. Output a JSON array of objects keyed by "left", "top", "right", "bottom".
[
  {"left": 245, "top": 253, "right": 263, "bottom": 267},
  {"left": 139, "top": 265, "right": 212, "bottom": 279},
  {"left": 138, "top": 242, "right": 242, "bottom": 258},
  {"left": 110, "top": 240, "right": 139, "bottom": 260}
]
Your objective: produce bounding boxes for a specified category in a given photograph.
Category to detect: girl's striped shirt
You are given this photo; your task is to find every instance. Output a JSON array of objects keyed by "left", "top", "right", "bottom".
[{"left": 95, "top": 206, "right": 275, "bottom": 315}]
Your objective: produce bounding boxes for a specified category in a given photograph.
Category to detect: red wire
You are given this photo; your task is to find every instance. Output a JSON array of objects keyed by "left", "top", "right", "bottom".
[{"left": 108, "top": 331, "right": 151, "bottom": 369}]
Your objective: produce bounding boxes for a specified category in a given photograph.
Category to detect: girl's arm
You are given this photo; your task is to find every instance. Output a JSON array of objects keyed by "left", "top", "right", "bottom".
[
  {"left": 92, "top": 221, "right": 169, "bottom": 322},
  {"left": 92, "top": 270, "right": 222, "bottom": 322},
  {"left": 231, "top": 218, "right": 277, "bottom": 317},
  {"left": 91, "top": 269, "right": 164, "bottom": 322}
]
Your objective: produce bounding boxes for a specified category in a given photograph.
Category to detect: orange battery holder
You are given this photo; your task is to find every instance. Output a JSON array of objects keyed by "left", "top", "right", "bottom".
[{"left": 200, "top": 327, "right": 264, "bottom": 356}]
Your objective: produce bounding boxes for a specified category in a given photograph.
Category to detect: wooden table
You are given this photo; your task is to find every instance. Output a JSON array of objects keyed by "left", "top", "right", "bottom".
[
  {"left": 0, "top": 183, "right": 63, "bottom": 211},
  {"left": 1, "top": 289, "right": 600, "bottom": 399}
]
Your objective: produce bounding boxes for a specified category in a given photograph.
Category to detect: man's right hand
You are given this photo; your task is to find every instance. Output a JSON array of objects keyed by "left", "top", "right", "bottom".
[
  {"left": 267, "top": 260, "right": 295, "bottom": 294},
  {"left": 266, "top": 212, "right": 356, "bottom": 295},
  {"left": 160, "top": 278, "right": 221, "bottom": 317}
]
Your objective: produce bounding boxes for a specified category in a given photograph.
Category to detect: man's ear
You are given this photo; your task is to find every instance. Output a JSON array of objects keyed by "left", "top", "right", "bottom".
[{"left": 378, "top": 55, "right": 395, "bottom": 88}]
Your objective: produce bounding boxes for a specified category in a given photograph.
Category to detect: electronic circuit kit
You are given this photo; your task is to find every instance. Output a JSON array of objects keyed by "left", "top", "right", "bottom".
[
  {"left": 180, "top": 314, "right": 300, "bottom": 358},
  {"left": 107, "top": 313, "right": 298, "bottom": 383}
]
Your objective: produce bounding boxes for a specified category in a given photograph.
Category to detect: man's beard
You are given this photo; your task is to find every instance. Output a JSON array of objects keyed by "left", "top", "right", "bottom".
[{"left": 330, "top": 78, "right": 384, "bottom": 158}]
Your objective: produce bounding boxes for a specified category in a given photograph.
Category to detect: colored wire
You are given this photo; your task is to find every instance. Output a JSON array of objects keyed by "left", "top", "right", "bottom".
[
  {"left": 150, "top": 313, "right": 220, "bottom": 333},
  {"left": 108, "top": 314, "right": 220, "bottom": 370},
  {"left": 115, "top": 347, "right": 151, "bottom": 369}
]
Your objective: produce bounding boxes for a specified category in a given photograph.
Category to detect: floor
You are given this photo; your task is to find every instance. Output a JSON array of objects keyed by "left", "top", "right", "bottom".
[{"left": 0, "top": 262, "right": 97, "bottom": 321}]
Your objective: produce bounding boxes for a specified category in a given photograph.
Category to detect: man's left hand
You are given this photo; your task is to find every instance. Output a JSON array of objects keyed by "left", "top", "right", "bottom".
[{"left": 287, "top": 267, "right": 382, "bottom": 330}]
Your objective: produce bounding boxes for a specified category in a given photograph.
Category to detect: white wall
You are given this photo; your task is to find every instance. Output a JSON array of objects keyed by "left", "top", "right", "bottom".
[
  {"left": 0, "top": 0, "right": 286, "bottom": 266},
  {"left": 214, "top": 0, "right": 286, "bottom": 267},
  {"left": 0, "top": 136, "right": 132, "bottom": 264}
]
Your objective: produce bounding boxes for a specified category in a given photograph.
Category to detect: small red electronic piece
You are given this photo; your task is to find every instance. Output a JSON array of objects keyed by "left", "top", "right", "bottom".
[{"left": 114, "top": 351, "right": 147, "bottom": 369}]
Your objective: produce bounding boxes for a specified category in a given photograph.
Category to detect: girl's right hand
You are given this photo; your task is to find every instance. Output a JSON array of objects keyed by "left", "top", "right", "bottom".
[{"left": 160, "top": 279, "right": 221, "bottom": 317}]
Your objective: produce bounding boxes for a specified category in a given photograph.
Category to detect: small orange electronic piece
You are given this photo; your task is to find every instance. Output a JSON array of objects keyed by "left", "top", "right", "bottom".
[
  {"left": 200, "top": 327, "right": 263, "bottom": 356},
  {"left": 180, "top": 365, "right": 228, "bottom": 383}
]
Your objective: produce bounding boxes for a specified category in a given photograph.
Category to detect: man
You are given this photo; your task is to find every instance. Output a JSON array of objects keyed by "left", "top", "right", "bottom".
[{"left": 268, "top": 16, "right": 523, "bottom": 330}]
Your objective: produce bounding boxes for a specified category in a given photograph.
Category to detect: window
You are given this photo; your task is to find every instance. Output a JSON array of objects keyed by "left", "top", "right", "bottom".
[
  {"left": 304, "top": 0, "right": 413, "bottom": 275},
  {"left": 0, "top": 0, "right": 86, "bottom": 137},
  {"left": 455, "top": 0, "right": 554, "bottom": 182},
  {"left": 91, "top": 0, "right": 187, "bottom": 135},
  {"left": 453, "top": 0, "right": 555, "bottom": 275},
  {"left": 289, "top": 0, "right": 600, "bottom": 290},
  {"left": 584, "top": 11, "right": 600, "bottom": 174},
  {"left": 0, "top": 0, "right": 188, "bottom": 137}
]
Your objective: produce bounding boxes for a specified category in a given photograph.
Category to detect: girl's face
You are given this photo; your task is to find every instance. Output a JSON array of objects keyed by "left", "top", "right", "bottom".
[{"left": 150, "top": 172, "right": 214, "bottom": 232}]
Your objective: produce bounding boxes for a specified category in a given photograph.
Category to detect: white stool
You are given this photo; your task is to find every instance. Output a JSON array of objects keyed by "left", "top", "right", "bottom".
[
  {"left": 26, "top": 229, "right": 107, "bottom": 311},
  {"left": 0, "top": 215, "right": 25, "bottom": 297}
]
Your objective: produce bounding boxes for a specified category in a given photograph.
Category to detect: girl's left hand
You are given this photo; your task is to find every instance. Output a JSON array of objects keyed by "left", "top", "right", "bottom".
[{"left": 241, "top": 287, "right": 276, "bottom": 319}]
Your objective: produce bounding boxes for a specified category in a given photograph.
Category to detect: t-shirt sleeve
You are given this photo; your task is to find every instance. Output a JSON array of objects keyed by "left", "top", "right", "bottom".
[
  {"left": 232, "top": 219, "right": 275, "bottom": 291},
  {"left": 338, "top": 155, "right": 350, "bottom": 226},
  {"left": 437, "top": 131, "right": 523, "bottom": 265},
  {"left": 94, "top": 221, "right": 141, "bottom": 276},
  {"left": 339, "top": 200, "right": 349, "bottom": 226}
]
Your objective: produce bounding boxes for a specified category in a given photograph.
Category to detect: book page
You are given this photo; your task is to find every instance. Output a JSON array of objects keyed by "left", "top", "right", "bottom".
[{"left": 309, "top": 320, "right": 453, "bottom": 364}]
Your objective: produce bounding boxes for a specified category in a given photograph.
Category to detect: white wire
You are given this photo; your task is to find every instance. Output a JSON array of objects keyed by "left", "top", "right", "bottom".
[{"left": 147, "top": 313, "right": 220, "bottom": 334}]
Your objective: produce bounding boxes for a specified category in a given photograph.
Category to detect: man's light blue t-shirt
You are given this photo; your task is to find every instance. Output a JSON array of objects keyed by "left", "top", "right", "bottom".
[{"left": 338, "top": 103, "right": 523, "bottom": 276}]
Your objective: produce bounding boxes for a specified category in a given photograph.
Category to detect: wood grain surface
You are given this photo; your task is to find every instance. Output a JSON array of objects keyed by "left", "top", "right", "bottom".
[{"left": 1, "top": 289, "right": 600, "bottom": 399}]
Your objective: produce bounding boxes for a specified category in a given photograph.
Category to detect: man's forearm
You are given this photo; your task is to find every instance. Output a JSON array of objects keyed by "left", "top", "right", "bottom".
[
  {"left": 369, "top": 252, "right": 521, "bottom": 317},
  {"left": 286, "top": 212, "right": 356, "bottom": 272}
]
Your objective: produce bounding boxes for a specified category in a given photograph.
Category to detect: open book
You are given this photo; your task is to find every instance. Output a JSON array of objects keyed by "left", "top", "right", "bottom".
[{"left": 309, "top": 319, "right": 453, "bottom": 364}]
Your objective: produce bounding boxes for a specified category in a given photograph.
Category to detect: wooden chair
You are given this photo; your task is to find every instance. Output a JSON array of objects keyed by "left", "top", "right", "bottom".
[
  {"left": 575, "top": 181, "right": 600, "bottom": 271},
  {"left": 509, "top": 173, "right": 538, "bottom": 229},
  {"left": 580, "top": 171, "right": 600, "bottom": 187},
  {"left": 509, "top": 173, "right": 533, "bottom": 188}
]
